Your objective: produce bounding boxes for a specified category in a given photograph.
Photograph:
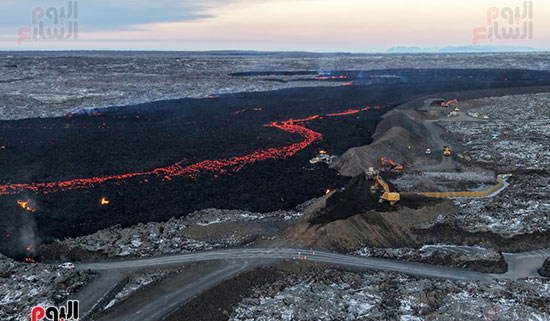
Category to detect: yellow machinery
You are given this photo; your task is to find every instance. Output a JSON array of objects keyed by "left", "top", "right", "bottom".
[
  {"left": 443, "top": 146, "right": 452, "bottom": 156},
  {"left": 416, "top": 174, "right": 512, "bottom": 198},
  {"left": 370, "top": 173, "right": 400, "bottom": 206}
]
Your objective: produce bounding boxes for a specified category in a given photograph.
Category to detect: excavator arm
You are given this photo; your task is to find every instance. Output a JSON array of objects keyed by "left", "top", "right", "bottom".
[
  {"left": 371, "top": 174, "right": 400, "bottom": 206},
  {"left": 375, "top": 175, "right": 391, "bottom": 193}
]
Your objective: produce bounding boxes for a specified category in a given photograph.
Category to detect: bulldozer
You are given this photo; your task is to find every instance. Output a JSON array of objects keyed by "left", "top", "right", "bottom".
[
  {"left": 443, "top": 146, "right": 452, "bottom": 156},
  {"left": 366, "top": 170, "right": 400, "bottom": 206}
]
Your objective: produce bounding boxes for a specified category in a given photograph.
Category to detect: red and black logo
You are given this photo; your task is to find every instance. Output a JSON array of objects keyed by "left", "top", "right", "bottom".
[{"left": 31, "top": 300, "right": 79, "bottom": 321}]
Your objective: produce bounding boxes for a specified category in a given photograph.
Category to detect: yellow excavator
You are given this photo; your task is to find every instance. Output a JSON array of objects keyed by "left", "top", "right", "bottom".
[{"left": 366, "top": 168, "right": 400, "bottom": 206}]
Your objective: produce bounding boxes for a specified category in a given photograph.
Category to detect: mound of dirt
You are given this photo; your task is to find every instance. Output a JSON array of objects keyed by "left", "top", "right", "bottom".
[
  {"left": 286, "top": 174, "right": 454, "bottom": 251},
  {"left": 304, "top": 174, "right": 440, "bottom": 225},
  {"left": 287, "top": 202, "right": 454, "bottom": 251},
  {"left": 331, "top": 109, "right": 433, "bottom": 176}
]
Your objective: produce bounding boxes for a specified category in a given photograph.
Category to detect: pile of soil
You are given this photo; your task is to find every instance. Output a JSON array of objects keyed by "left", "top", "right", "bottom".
[
  {"left": 331, "top": 108, "right": 436, "bottom": 177},
  {"left": 305, "top": 174, "right": 439, "bottom": 225},
  {"left": 286, "top": 174, "right": 452, "bottom": 251}
]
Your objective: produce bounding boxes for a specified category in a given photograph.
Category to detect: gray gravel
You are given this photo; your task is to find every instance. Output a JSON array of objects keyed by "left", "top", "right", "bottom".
[
  {"left": 0, "top": 253, "right": 94, "bottom": 321},
  {"left": 230, "top": 268, "right": 550, "bottom": 321}
]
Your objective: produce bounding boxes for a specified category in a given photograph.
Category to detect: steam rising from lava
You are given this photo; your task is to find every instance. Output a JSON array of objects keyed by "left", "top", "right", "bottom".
[{"left": 5, "top": 195, "right": 42, "bottom": 259}]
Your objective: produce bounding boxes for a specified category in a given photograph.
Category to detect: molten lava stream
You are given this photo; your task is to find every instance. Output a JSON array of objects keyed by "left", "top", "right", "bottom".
[
  {"left": 0, "top": 118, "right": 322, "bottom": 196},
  {"left": 0, "top": 106, "right": 378, "bottom": 196}
]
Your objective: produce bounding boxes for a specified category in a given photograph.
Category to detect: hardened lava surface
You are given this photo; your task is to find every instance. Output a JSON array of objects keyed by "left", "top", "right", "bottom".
[{"left": 2, "top": 68, "right": 550, "bottom": 258}]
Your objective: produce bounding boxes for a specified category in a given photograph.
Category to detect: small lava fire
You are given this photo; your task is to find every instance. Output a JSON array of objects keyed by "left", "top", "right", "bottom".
[
  {"left": 100, "top": 197, "right": 110, "bottom": 205},
  {"left": 17, "top": 200, "right": 36, "bottom": 212},
  {"left": 25, "top": 257, "right": 36, "bottom": 263}
]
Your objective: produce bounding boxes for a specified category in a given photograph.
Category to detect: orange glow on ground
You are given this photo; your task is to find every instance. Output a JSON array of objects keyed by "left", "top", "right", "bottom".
[
  {"left": 0, "top": 106, "right": 381, "bottom": 196},
  {"left": 326, "top": 109, "right": 360, "bottom": 117},
  {"left": 17, "top": 200, "right": 36, "bottom": 212}
]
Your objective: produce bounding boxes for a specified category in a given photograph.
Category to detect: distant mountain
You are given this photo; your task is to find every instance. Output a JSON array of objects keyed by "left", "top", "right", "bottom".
[{"left": 387, "top": 45, "right": 540, "bottom": 53}]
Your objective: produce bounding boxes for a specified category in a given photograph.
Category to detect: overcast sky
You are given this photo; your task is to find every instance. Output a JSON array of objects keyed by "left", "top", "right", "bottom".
[{"left": 1, "top": 0, "right": 548, "bottom": 51}]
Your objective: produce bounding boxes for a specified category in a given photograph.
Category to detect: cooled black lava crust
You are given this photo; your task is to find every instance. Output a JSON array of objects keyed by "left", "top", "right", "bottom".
[{"left": 2, "top": 68, "right": 550, "bottom": 258}]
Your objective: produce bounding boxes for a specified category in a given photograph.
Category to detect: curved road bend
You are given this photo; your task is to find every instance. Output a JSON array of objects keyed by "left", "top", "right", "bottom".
[
  {"left": 75, "top": 248, "right": 549, "bottom": 321},
  {"left": 78, "top": 248, "right": 495, "bottom": 281}
]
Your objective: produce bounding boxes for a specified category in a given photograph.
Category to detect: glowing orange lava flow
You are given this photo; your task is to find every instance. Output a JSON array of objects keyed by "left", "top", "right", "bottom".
[
  {"left": 314, "top": 75, "right": 348, "bottom": 80},
  {"left": 17, "top": 200, "right": 36, "bottom": 212},
  {"left": 326, "top": 109, "right": 361, "bottom": 117},
  {"left": 0, "top": 118, "right": 321, "bottom": 195},
  {"left": 0, "top": 107, "right": 376, "bottom": 196}
]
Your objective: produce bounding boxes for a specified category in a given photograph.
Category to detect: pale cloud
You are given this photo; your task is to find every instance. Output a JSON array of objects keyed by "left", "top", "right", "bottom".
[{"left": 2, "top": 0, "right": 549, "bottom": 51}]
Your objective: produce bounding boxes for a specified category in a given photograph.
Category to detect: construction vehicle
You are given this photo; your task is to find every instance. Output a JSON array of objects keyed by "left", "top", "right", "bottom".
[
  {"left": 370, "top": 174, "right": 400, "bottom": 206},
  {"left": 441, "top": 99, "right": 458, "bottom": 108},
  {"left": 364, "top": 167, "right": 378, "bottom": 180},
  {"left": 443, "top": 146, "right": 452, "bottom": 156},
  {"left": 380, "top": 157, "right": 403, "bottom": 172},
  {"left": 310, "top": 153, "right": 337, "bottom": 165}
]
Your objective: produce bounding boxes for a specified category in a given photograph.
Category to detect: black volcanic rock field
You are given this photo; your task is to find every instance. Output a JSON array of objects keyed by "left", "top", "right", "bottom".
[{"left": 2, "top": 68, "right": 550, "bottom": 259}]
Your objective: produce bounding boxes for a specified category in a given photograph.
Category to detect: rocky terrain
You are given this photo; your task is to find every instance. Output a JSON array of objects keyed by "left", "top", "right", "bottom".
[
  {"left": 3, "top": 52, "right": 550, "bottom": 321},
  {"left": 444, "top": 93, "right": 550, "bottom": 171},
  {"left": 431, "top": 93, "right": 550, "bottom": 237},
  {"left": 0, "top": 253, "right": 94, "bottom": 321},
  {"left": 229, "top": 267, "right": 550, "bottom": 321},
  {"left": 3, "top": 52, "right": 550, "bottom": 120},
  {"left": 353, "top": 246, "right": 507, "bottom": 274},
  {"left": 41, "top": 208, "right": 300, "bottom": 261},
  {"left": 539, "top": 258, "right": 550, "bottom": 277}
]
